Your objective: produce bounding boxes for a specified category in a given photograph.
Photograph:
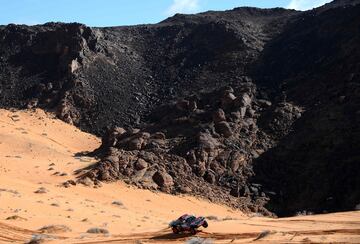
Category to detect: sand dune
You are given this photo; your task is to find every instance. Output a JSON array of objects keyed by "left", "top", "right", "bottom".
[{"left": 0, "top": 109, "right": 359, "bottom": 243}]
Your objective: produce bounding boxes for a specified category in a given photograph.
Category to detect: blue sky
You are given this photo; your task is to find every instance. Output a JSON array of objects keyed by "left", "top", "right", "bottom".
[{"left": 0, "top": 0, "right": 332, "bottom": 27}]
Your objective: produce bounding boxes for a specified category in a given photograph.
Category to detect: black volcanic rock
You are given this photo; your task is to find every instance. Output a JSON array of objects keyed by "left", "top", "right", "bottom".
[
  {"left": 0, "top": 7, "right": 296, "bottom": 134},
  {"left": 251, "top": 1, "right": 360, "bottom": 216},
  {"left": 1, "top": 0, "right": 360, "bottom": 216},
  {"left": 79, "top": 84, "right": 274, "bottom": 215}
]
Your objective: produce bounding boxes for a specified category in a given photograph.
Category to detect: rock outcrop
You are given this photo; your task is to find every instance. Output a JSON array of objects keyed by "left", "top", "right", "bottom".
[{"left": 79, "top": 83, "right": 301, "bottom": 215}]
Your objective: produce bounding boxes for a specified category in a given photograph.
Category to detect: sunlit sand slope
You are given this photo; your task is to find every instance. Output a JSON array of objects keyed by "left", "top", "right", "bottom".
[{"left": 0, "top": 109, "right": 359, "bottom": 243}]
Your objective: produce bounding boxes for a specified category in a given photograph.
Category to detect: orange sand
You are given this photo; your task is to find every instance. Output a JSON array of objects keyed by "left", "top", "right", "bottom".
[{"left": 0, "top": 109, "right": 359, "bottom": 243}]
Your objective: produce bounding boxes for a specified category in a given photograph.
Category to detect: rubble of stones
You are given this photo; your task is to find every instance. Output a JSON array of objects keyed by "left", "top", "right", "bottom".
[{"left": 79, "top": 81, "right": 301, "bottom": 215}]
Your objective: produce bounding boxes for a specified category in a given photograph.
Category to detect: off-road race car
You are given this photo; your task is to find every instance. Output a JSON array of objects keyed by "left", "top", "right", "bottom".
[{"left": 169, "top": 214, "right": 208, "bottom": 234}]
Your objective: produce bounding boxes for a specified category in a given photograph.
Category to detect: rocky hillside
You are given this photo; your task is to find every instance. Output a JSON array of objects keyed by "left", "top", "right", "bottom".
[
  {"left": 0, "top": 7, "right": 296, "bottom": 134},
  {"left": 1, "top": 0, "right": 359, "bottom": 216},
  {"left": 252, "top": 0, "right": 360, "bottom": 216}
]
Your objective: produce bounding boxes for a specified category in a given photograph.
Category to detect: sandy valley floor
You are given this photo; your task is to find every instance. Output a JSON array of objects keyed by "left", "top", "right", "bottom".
[{"left": 0, "top": 109, "right": 359, "bottom": 243}]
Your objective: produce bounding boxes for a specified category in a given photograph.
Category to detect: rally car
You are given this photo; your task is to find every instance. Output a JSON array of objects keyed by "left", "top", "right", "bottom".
[{"left": 169, "top": 214, "right": 208, "bottom": 234}]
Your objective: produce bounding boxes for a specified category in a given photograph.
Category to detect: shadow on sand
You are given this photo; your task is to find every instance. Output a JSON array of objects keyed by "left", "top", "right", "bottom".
[{"left": 150, "top": 232, "right": 195, "bottom": 240}]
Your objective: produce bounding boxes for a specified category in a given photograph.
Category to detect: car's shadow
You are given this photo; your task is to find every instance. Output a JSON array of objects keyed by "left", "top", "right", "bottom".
[{"left": 150, "top": 232, "right": 195, "bottom": 240}]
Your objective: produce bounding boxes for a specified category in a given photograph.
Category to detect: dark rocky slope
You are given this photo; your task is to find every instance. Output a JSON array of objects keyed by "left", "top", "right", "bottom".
[
  {"left": 252, "top": 1, "right": 360, "bottom": 216},
  {"left": 1, "top": 0, "right": 359, "bottom": 216},
  {"left": 0, "top": 7, "right": 296, "bottom": 133}
]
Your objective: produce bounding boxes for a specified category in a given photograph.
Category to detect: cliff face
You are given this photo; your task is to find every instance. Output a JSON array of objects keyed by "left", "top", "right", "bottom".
[{"left": 1, "top": 0, "right": 359, "bottom": 216}]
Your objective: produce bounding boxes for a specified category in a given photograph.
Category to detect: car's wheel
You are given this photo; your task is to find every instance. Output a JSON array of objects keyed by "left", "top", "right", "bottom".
[
  {"left": 202, "top": 221, "right": 208, "bottom": 228},
  {"left": 190, "top": 228, "right": 197, "bottom": 235},
  {"left": 172, "top": 227, "right": 180, "bottom": 234}
]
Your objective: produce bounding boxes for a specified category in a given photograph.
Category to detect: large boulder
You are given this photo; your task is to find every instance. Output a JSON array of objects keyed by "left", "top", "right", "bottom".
[
  {"left": 221, "top": 92, "right": 237, "bottom": 108},
  {"left": 204, "top": 170, "right": 216, "bottom": 184},
  {"left": 198, "top": 132, "right": 220, "bottom": 151},
  {"left": 239, "top": 107, "right": 247, "bottom": 118},
  {"left": 212, "top": 108, "right": 226, "bottom": 123},
  {"left": 230, "top": 153, "right": 246, "bottom": 172},
  {"left": 215, "top": 121, "right": 233, "bottom": 138},
  {"left": 193, "top": 160, "right": 207, "bottom": 177},
  {"left": 152, "top": 171, "right": 174, "bottom": 188},
  {"left": 102, "top": 127, "right": 127, "bottom": 148},
  {"left": 134, "top": 158, "right": 148, "bottom": 171},
  {"left": 127, "top": 137, "right": 144, "bottom": 150},
  {"left": 235, "top": 93, "right": 252, "bottom": 108},
  {"left": 151, "top": 132, "right": 166, "bottom": 140}
]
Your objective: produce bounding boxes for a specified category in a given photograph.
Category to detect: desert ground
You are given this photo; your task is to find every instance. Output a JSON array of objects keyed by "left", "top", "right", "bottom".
[{"left": 0, "top": 108, "right": 359, "bottom": 243}]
